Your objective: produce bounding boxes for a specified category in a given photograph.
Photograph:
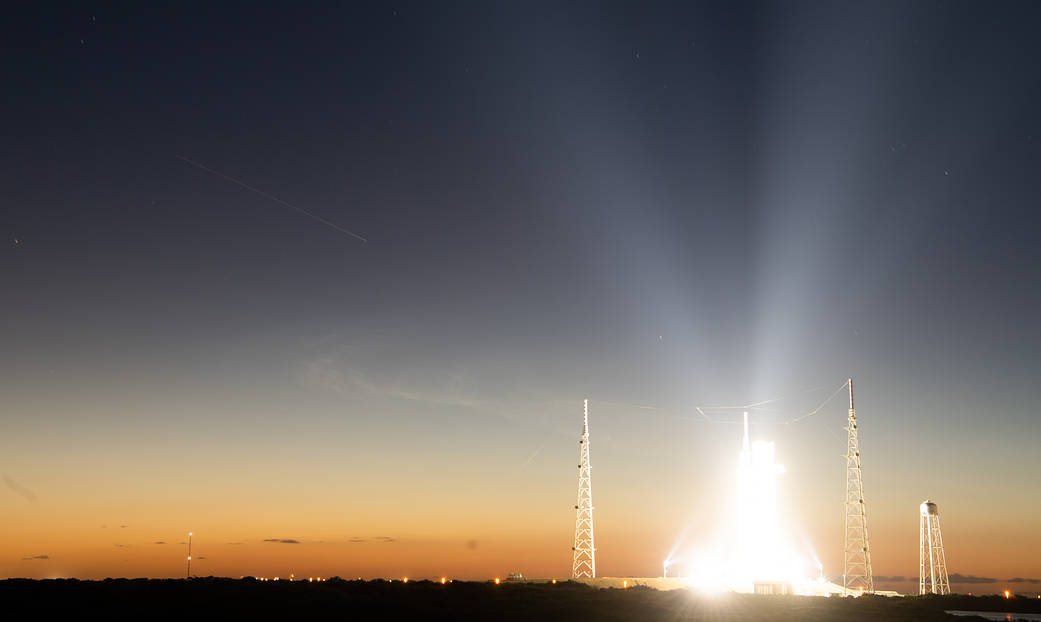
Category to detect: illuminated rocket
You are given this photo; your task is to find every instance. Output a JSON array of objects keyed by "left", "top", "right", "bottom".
[
  {"left": 735, "top": 411, "right": 787, "bottom": 584},
  {"left": 681, "top": 409, "right": 856, "bottom": 596}
]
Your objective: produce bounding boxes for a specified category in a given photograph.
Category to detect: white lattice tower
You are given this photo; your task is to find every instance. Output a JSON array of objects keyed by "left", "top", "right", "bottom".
[
  {"left": 843, "top": 378, "right": 874, "bottom": 594},
  {"left": 919, "top": 500, "right": 950, "bottom": 595},
  {"left": 572, "top": 398, "right": 595, "bottom": 578}
]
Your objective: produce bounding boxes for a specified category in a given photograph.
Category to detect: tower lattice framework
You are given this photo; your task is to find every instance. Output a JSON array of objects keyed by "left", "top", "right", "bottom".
[
  {"left": 919, "top": 500, "right": 950, "bottom": 595},
  {"left": 572, "top": 398, "right": 595, "bottom": 578},
  {"left": 843, "top": 377, "right": 874, "bottom": 594}
]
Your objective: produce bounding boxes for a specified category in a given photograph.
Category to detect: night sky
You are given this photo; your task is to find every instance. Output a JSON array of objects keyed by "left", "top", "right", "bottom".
[{"left": 3, "top": 2, "right": 1040, "bottom": 588}]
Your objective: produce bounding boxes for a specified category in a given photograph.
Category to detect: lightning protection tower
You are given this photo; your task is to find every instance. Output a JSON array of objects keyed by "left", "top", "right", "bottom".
[
  {"left": 843, "top": 378, "right": 874, "bottom": 594},
  {"left": 572, "top": 398, "right": 595, "bottom": 579},
  {"left": 919, "top": 500, "right": 950, "bottom": 595}
]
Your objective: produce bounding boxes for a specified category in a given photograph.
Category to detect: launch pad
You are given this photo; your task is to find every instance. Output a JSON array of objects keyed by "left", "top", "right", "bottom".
[
  {"left": 571, "top": 380, "right": 886, "bottom": 597},
  {"left": 662, "top": 411, "right": 847, "bottom": 597}
]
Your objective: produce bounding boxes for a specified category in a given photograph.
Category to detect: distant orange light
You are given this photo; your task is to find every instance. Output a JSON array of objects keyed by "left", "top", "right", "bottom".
[
  {"left": 623, "top": 580, "right": 628, "bottom": 589},
  {"left": 551, "top": 579, "right": 557, "bottom": 584},
  {"left": 1005, "top": 590, "right": 1011, "bottom": 599},
  {"left": 494, "top": 578, "right": 500, "bottom": 585},
  {"left": 403, "top": 577, "right": 408, "bottom": 583},
  {"left": 441, "top": 577, "right": 447, "bottom": 585}
]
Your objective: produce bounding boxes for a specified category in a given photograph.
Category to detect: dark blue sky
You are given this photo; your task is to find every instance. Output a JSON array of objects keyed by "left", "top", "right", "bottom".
[{"left": 3, "top": 1, "right": 1040, "bottom": 580}]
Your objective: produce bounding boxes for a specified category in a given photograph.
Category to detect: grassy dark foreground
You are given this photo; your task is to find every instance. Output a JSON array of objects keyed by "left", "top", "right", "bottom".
[{"left": 3, "top": 578, "right": 1039, "bottom": 620}]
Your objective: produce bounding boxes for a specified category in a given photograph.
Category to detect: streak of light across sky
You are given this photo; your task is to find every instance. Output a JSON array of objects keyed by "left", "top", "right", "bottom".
[{"left": 175, "top": 156, "right": 367, "bottom": 242}]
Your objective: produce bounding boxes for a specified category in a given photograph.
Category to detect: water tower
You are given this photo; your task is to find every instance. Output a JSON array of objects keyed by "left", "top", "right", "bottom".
[{"left": 919, "top": 500, "right": 950, "bottom": 595}]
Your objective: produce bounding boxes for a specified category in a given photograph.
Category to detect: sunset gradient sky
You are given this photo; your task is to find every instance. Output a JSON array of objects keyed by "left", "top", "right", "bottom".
[{"left": 3, "top": 2, "right": 1040, "bottom": 590}]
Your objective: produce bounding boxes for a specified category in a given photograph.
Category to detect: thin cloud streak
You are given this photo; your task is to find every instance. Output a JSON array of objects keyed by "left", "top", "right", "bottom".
[
  {"left": 296, "top": 354, "right": 592, "bottom": 441},
  {"left": 3, "top": 474, "right": 38, "bottom": 503},
  {"left": 348, "top": 536, "right": 397, "bottom": 544}
]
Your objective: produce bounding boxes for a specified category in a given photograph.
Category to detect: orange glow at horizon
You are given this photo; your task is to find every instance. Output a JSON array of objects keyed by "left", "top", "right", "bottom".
[{"left": 4, "top": 400, "right": 1040, "bottom": 589}]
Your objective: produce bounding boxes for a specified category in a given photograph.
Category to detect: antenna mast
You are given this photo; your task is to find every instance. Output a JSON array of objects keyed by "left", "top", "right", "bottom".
[
  {"left": 572, "top": 399, "right": 596, "bottom": 578},
  {"left": 843, "top": 378, "right": 874, "bottom": 594}
]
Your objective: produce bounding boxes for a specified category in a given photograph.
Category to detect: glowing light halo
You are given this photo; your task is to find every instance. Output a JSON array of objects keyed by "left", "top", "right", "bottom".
[{"left": 669, "top": 411, "right": 838, "bottom": 596}]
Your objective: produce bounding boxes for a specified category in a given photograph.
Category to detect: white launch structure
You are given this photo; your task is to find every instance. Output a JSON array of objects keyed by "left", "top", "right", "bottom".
[
  {"left": 843, "top": 378, "right": 874, "bottom": 594},
  {"left": 919, "top": 500, "right": 950, "bottom": 595},
  {"left": 572, "top": 399, "right": 596, "bottom": 579}
]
